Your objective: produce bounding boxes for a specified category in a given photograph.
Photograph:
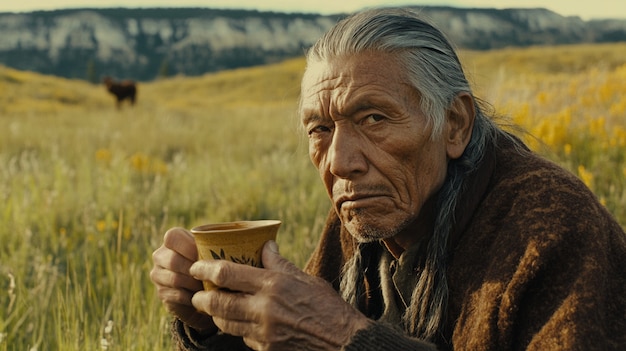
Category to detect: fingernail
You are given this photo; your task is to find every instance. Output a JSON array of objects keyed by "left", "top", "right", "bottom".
[{"left": 267, "top": 240, "right": 279, "bottom": 254}]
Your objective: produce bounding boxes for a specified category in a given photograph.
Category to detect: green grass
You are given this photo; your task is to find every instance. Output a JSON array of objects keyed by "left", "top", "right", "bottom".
[{"left": 1, "top": 43, "right": 625, "bottom": 350}]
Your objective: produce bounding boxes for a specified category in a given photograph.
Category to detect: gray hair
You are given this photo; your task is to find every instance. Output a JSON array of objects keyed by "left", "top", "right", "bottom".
[
  {"left": 306, "top": 7, "right": 496, "bottom": 139},
  {"left": 307, "top": 8, "right": 508, "bottom": 341}
]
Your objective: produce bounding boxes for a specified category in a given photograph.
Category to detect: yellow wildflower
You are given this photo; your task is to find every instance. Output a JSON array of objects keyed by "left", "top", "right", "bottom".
[
  {"left": 95, "top": 148, "right": 112, "bottom": 166},
  {"left": 563, "top": 144, "right": 572, "bottom": 156},
  {"left": 96, "top": 220, "right": 107, "bottom": 232},
  {"left": 577, "top": 165, "right": 594, "bottom": 189},
  {"left": 130, "top": 153, "right": 149, "bottom": 172}
]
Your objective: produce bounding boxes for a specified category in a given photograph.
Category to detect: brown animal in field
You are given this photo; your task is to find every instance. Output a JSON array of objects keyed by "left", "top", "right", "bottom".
[{"left": 103, "top": 76, "right": 137, "bottom": 109}]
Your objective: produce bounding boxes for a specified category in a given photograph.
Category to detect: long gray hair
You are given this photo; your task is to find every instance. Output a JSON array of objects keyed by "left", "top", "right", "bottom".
[{"left": 305, "top": 8, "right": 506, "bottom": 341}]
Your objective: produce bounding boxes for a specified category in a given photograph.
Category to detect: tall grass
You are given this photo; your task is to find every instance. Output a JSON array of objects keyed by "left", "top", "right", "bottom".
[
  {"left": 461, "top": 43, "right": 626, "bottom": 221},
  {"left": 1, "top": 43, "right": 625, "bottom": 350}
]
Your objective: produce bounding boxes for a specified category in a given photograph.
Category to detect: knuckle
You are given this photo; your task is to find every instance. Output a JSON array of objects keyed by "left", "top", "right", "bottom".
[
  {"left": 254, "top": 295, "right": 274, "bottom": 315},
  {"left": 258, "top": 321, "right": 286, "bottom": 347},
  {"left": 198, "top": 290, "right": 222, "bottom": 315},
  {"left": 149, "top": 267, "right": 159, "bottom": 283},
  {"left": 210, "top": 260, "right": 232, "bottom": 286},
  {"left": 158, "top": 286, "right": 188, "bottom": 305},
  {"left": 166, "top": 271, "right": 183, "bottom": 287},
  {"left": 261, "top": 274, "right": 288, "bottom": 293},
  {"left": 151, "top": 246, "right": 165, "bottom": 263},
  {"left": 163, "top": 227, "right": 187, "bottom": 248},
  {"left": 152, "top": 266, "right": 188, "bottom": 290}
]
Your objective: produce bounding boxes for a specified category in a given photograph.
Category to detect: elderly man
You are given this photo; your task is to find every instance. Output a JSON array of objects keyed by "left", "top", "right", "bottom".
[{"left": 150, "top": 8, "right": 626, "bottom": 351}]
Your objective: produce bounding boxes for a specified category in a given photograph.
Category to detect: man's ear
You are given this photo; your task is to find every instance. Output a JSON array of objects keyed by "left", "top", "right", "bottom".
[{"left": 445, "top": 92, "right": 475, "bottom": 160}]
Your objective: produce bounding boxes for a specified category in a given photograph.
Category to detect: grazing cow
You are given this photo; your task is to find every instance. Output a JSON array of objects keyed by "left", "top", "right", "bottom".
[{"left": 103, "top": 76, "right": 137, "bottom": 109}]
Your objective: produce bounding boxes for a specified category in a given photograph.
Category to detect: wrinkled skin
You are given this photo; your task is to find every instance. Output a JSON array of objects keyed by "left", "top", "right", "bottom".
[
  {"left": 190, "top": 239, "right": 371, "bottom": 350},
  {"left": 150, "top": 227, "right": 218, "bottom": 334},
  {"left": 151, "top": 227, "right": 370, "bottom": 350},
  {"left": 300, "top": 52, "right": 473, "bottom": 251}
]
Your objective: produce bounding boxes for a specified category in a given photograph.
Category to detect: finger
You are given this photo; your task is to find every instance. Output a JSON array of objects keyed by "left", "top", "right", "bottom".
[
  {"left": 157, "top": 286, "right": 195, "bottom": 307},
  {"left": 189, "top": 243, "right": 305, "bottom": 293},
  {"left": 163, "top": 227, "right": 198, "bottom": 261},
  {"left": 213, "top": 318, "right": 277, "bottom": 351},
  {"left": 212, "top": 316, "right": 255, "bottom": 338},
  {"left": 190, "top": 260, "right": 266, "bottom": 293},
  {"left": 167, "top": 302, "right": 217, "bottom": 332},
  {"left": 192, "top": 289, "right": 260, "bottom": 323},
  {"left": 261, "top": 240, "right": 303, "bottom": 276},
  {"left": 242, "top": 337, "right": 267, "bottom": 351},
  {"left": 151, "top": 265, "right": 203, "bottom": 291},
  {"left": 153, "top": 246, "right": 197, "bottom": 276}
]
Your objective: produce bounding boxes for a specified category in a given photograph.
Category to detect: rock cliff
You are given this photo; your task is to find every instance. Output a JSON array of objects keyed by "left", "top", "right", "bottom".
[{"left": 0, "top": 6, "right": 624, "bottom": 80}]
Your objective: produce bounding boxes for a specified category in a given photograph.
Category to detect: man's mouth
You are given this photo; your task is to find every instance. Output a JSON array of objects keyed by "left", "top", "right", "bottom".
[{"left": 336, "top": 193, "right": 387, "bottom": 211}]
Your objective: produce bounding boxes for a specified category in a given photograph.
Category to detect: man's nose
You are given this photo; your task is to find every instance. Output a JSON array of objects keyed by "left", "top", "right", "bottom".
[{"left": 328, "top": 126, "right": 368, "bottom": 178}]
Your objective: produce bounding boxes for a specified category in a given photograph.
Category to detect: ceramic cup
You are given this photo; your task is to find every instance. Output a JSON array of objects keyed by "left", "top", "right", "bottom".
[{"left": 190, "top": 219, "right": 281, "bottom": 290}]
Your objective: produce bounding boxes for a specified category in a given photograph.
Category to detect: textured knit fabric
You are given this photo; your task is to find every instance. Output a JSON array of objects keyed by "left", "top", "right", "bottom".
[
  {"left": 171, "top": 135, "right": 626, "bottom": 350},
  {"left": 171, "top": 319, "right": 250, "bottom": 351}
]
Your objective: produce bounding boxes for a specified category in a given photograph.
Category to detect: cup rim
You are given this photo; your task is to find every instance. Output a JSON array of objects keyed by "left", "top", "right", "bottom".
[{"left": 190, "top": 219, "right": 281, "bottom": 234}]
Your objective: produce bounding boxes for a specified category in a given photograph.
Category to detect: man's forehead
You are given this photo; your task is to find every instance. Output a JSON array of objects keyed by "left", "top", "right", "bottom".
[
  {"left": 302, "top": 55, "right": 399, "bottom": 95},
  {"left": 301, "top": 60, "right": 343, "bottom": 91},
  {"left": 299, "top": 65, "right": 419, "bottom": 128}
]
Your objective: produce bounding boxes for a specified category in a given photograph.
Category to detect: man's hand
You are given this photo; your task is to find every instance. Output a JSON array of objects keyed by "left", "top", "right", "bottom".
[
  {"left": 190, "top": 240, "right": 371, "bottom": 350},
  {"left": 150, "top": 227, "right": 217, "bottom": 333}
]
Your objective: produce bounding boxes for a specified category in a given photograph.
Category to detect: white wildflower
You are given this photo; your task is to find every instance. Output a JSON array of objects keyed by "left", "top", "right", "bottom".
[
  {"left": 104, "top": 320, "right": 114, "bottom": 335},
  {"left": 100, "top": 338, "right": 109, "bottom": 350},
  {"left": 7, "top": 273, "right": 16, "bottom": 313}
]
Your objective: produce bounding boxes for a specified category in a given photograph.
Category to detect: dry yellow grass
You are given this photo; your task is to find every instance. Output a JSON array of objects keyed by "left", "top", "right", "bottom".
[{"left": 0, "top": 42, "right": 624, "bottom": 350}]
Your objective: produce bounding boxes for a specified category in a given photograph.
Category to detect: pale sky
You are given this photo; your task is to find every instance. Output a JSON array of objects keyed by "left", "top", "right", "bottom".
[{"left": 0, "top": 0, "right": 624, "bottom": 20}]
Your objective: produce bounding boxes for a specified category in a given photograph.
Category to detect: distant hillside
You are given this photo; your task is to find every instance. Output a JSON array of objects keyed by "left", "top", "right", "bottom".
[{"left": 0, "top": 6, "right": 625, "bottom": 81}]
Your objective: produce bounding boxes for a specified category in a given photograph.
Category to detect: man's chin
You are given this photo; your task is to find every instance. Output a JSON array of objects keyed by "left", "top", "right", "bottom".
[{"left": 341, "top": 216, "right": 398, "bottom": 243}]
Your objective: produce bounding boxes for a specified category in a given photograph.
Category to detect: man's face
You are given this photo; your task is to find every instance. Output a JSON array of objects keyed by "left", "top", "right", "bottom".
[{"left": 300, "top": 52, "right": 450, "bottom": 242}]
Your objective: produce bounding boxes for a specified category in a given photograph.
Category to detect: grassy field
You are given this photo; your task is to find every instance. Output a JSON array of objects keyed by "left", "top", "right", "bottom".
[{"left": 1, "top": 42, "right": 625, "bottom": 350}]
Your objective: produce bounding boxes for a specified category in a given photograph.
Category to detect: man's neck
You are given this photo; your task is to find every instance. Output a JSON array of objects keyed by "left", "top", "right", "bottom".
[{"left": 382, "top": 202, "right": 436, "bottom": 259}]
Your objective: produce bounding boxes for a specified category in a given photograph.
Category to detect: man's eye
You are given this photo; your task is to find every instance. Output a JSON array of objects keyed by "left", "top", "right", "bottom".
[
  {"left": 308, "top": 125, "right": 332, "bottom": 136},
  {"left": 363, "top": 114, "right": 385, "bottom": 125}
]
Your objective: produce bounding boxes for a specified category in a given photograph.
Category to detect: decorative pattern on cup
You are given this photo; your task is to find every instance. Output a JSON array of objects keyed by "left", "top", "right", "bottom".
[{"left": 209, "top": 248, "right": 259, "bottom": 267}]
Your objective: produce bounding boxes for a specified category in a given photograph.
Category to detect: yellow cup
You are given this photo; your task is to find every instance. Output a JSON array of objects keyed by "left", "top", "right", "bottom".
[{"left": 191, "top": 220, "right": 281, "bottom": 290}]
